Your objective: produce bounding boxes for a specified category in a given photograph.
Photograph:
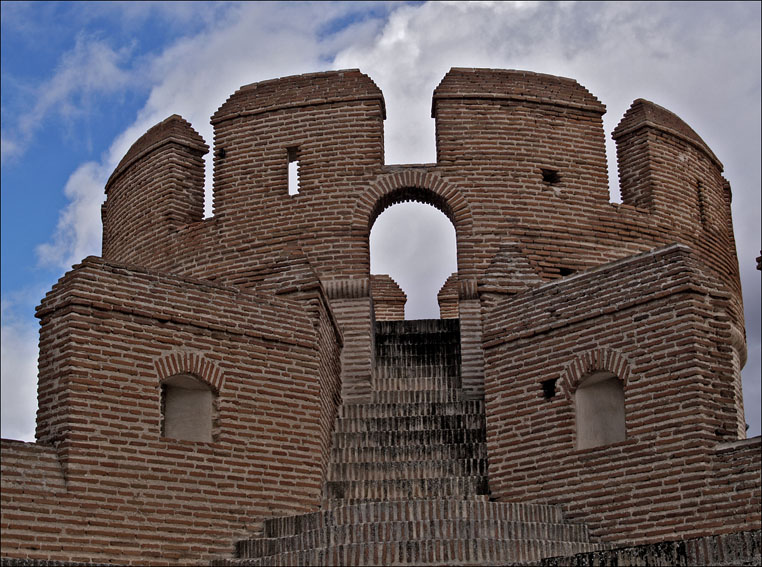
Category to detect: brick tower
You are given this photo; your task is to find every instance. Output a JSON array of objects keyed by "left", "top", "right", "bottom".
[{"left": 1, "top": 69, "right": 759, "bottom": 566}]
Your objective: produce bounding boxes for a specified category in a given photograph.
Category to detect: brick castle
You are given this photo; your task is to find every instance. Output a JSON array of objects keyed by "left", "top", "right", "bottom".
[{"left": 1, "top": 68, "right": 759, "bottom": 565}]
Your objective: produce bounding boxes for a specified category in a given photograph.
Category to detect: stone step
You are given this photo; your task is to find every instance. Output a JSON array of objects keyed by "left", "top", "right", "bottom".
[
  {"left": 214, "top": 539, "right": 603, "bottom": 566},
  {"left": 374, "top": 349, "right": 460, "bottom": 364},
  {"left": 375, "top": 318, "right": 460, "bottom": 336},
  {"left": 332, "top": 427, "right": 486, "bottom": 449},
  {"left": 324, "top": 477, "right": 489, "bottom": 502},
  {"left": 328, "top": 458, "right": 488, "bottom": 481},
  {"left": 375, "top": 341, "right": 460, "bottom": 354},
  {"left": 374, "top": 340, "right": 460, "bottom": 352},
  {"left": 335, "top": 413, "right": 485, "bottom": 433},
  {"left": 339, "top": 399, "right": 483, "bottom": 419},
  {"left": 371, "top": 389, "right": 464, "bottom": 404},
  {"left": 331, "top": 442, "right": 488, "bottom": 464},
  {"left": 259, "top": 501, "right": 568, "bottom": 537},
  {"left": 235, "top": 520, "right": 592, "bottom": 560},
  {"left": 372, "top": 375, "right": 461, "bottom": 393},
  {"left": 373, "top": 364, "right": 461, "bottom": 380}
]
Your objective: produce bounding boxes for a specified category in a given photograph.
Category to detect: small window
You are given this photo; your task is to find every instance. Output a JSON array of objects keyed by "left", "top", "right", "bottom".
[
  {"left": 575, "top": 370, "right": 625, "bottom": 449},
  {"left": 287, "top": 147, "right": 300, "bottom": 196},
  {"left": 161, "top": 375, "right": 216, "bottom": 442},
  {"left": 542, "top": 378, "right": 558, "bottom": 399},
  {"left": 541, "top": 168, "right": 561, "bottom": 184}
]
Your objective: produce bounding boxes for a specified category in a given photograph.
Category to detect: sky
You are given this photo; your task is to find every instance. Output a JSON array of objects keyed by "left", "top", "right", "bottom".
[{"left": 1, "top": 1, "right": 760, "bottom": 441}]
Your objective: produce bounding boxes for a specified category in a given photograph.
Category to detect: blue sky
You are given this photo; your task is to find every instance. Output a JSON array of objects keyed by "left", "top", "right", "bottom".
[{"left": 2, "top": 1, "right": 760, "bottom": 441}]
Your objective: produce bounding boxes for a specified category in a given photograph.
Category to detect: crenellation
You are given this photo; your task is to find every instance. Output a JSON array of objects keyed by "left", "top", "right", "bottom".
[{"left": 2, "top": 67, "right": 758, "bottom": 566}]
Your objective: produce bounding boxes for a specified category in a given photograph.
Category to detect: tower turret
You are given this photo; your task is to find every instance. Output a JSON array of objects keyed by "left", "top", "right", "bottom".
[
  {"left": 612, "top": 99, "right": 732, "bottom": 237},
  {"left": 101, "top": 115, "right": 208, "bottom": 270}
]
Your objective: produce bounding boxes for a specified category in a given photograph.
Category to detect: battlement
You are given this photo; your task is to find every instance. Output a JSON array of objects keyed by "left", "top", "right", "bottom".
[
  {"left": 100, "top": 67, "right": 743, "bottom": 367},
  {"left": 432, "top": 67, "right": 605, "bottom": 116},
  {"left": 2, "top": 66, "right": 757, "bottom": 567},
  {"left": 613, "top": 98, "right": 721, "bottom": 167},
  {"left": 106, "top": 114, "right": 209, "bottom": 190},
  {"left": 211, "top": 69, "right": 385, "bottom": 124}
]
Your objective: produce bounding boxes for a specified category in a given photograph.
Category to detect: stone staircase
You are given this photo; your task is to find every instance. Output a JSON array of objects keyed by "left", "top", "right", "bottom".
[{"left": 214, "top": 319, "right": 602, "bottom": 565}]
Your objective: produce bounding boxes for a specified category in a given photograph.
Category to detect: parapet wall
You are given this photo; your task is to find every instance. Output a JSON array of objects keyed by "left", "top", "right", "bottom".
[
  {"left": 370, "top": 274, "right": 406, "bottom": 321},
  {"left": 102, "top": 115, "right": 208, "bottom": 269},
  {"left": 2, "top": 257, "right": 342, "bottom": 565},
  {"left": 482, "top": 245, "right": 757, "bottom": 542}
]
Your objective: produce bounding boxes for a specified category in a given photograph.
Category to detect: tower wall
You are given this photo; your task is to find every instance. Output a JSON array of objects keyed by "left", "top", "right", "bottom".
[
  {"left": 433, "top": 68, "right": 611, "bottom": 207},
  {"left": 209, "top": 70, "right": 385, "bottom": 262}
]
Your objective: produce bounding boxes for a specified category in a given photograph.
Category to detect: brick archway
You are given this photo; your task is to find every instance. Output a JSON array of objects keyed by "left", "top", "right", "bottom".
[
  {"left": 558, "top": 348, "right": 631, "bottom": 400},
  {"left": 351, "top": 170, "right": 473, "bottom": 237},
  {"left": 154, "top": 351, "right": 225, "bottom": 392}
]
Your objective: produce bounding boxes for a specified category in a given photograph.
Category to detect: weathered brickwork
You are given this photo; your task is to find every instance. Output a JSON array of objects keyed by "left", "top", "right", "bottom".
[
  {"left": 436, "top": 273, "right": 459, "bottom": 319},
  {"left": 482, "top": 245, "right": 759, "bottom": 544},
  {"left": 2, "top": 257, "right": 342, "bottom": 565},
  {"left": 1, "top": 68, "right": 758, "bottom": 565},
  {"left": 370, "top": 275, "right": 406, "bottom": 321}
]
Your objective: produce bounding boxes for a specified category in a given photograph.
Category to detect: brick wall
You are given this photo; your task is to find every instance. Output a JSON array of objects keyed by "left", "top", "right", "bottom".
[
  {"left": 370, "top": 274, "right": 406, "bottom": 321},
  {"left": 91, "top": 69, "right": 745, "bottom": 408},
  {"left": 2, "top": 67, "right": 756, "bottom": 564},
  {"left": 437, "top": 273, "right": 458, "bottom": 319},
  {"left": 2, "top": 257, "right": 341, "bottom": 565},
  {"left": 482, "top": 245, "right": 759, "bottom": 544}
]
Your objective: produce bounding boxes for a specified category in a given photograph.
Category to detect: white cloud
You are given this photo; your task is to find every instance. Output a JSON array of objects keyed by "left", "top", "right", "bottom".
[
  {"left": 36, "top": 161, "right": 108, "bottom": 270},
  {"left": 1, "top": 298, "right": 40, "bottom": 442}
]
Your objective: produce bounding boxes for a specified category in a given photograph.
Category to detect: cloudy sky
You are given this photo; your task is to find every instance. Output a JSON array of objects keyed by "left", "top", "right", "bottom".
[{"left": 2, "top": 1, "right": 759, "bottom": 441}]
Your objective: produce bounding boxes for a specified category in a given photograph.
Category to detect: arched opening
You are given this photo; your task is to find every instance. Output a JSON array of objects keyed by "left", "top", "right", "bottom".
[
  {"left": 161, "top": 374, "right": 217, "bottom": 442},
  {"left": 370, "top": 200, "right": 457, "bottom": 320},
  {"left": 574, "top": 370, "right": 626, "bottom": 449}
]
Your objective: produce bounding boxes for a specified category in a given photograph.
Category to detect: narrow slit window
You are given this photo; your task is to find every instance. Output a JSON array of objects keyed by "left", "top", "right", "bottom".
[
  {"left": 287, "top": 147, "right": 300, "bottom": 196},
  {"left": 542, "top": 378, "right": 558, "bottom": 399}
]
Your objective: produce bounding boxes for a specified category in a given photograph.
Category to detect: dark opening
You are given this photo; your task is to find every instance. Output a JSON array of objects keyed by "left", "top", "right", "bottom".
[
  {"left": 542, "top": 378, "right": 558, "bottom": 399},
  {"left": 541, "top": 168, "right": 561, "bottom": 184},
  {"left": 558, "top": 267, "right": 576, "bottom": 277}
]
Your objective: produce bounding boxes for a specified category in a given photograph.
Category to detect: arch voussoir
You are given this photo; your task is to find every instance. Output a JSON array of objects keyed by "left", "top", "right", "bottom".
[
  {"left": 352, "top": 170, "right": 473, "bottom": 238},
  {"left": 154, "top": 351, "right": 225, "bottom": 393},
  {"left": 560, "top": 348, "right": 631, "bottom": 401}
]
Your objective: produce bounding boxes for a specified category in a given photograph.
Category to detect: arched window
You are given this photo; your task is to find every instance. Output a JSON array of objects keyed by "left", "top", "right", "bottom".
[
  {"left": 575, "top": 370, "right": 626, "bottom": 449},
  {"left": 161, "top": 374, "right": 216, "bottom": 442}
]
